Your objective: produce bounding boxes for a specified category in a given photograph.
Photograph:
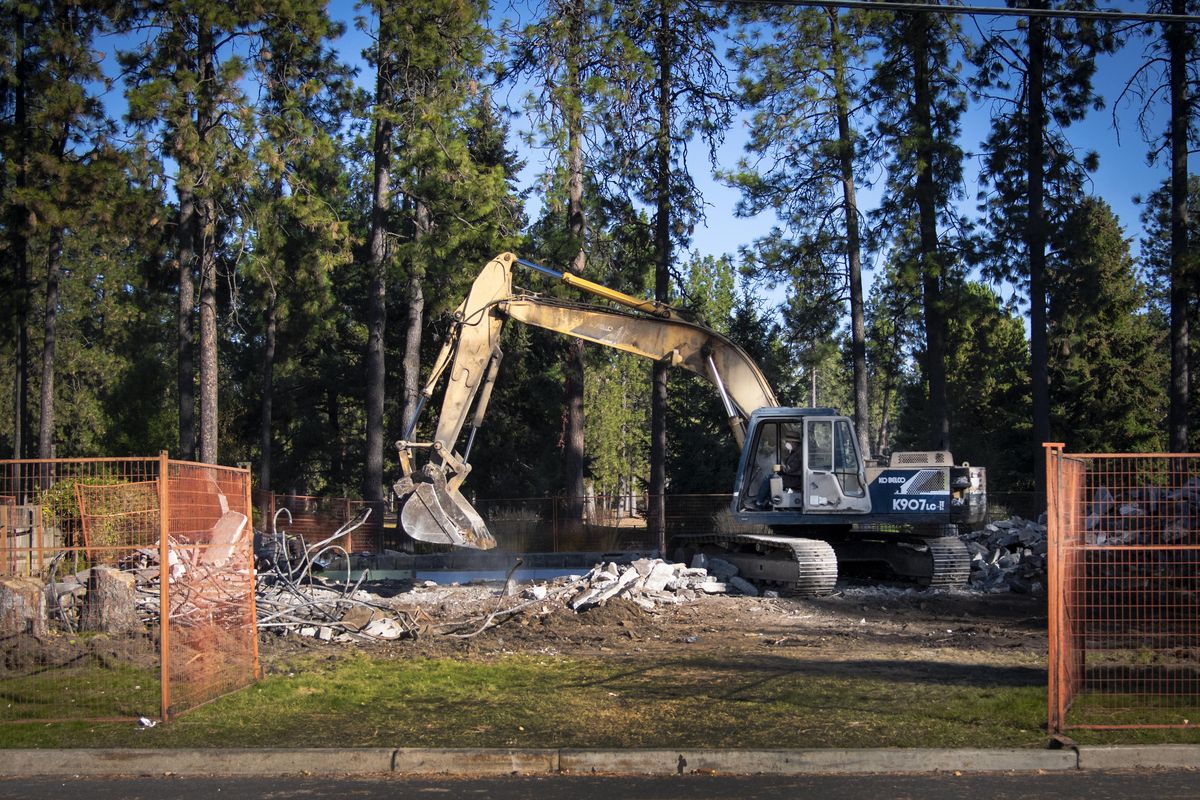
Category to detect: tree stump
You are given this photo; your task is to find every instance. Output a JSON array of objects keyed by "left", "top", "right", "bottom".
[
  {"left": 0, "top": 577, "right": 48, "bottom": 636},
  {"left": 82, "top": 566, "right": 140, "bottom": 634}
]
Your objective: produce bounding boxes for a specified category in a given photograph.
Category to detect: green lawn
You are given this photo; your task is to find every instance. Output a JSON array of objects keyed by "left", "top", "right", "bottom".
[{"left": 3, "top": 650, "right": 1198, "bottom": 749}]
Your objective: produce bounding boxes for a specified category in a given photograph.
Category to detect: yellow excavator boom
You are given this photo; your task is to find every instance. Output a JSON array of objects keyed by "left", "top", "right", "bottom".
[{"left": 395, "top": 252, "right": 779, "bottom": 549}]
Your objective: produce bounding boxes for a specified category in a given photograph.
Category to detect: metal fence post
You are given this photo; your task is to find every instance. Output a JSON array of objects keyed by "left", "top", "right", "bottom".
[
  {"left": 1044, "top": 442, "right": 1064, "bottom": 733},
  {"left": 244, "top": 464, "right": 261, "bottom": 680},
  {"left": 157, "top": 450, "right": 171, "bottom": 722}
]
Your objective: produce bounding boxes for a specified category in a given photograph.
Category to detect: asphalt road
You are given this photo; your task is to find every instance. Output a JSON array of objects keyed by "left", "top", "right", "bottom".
[{"left": 1, "top": 771, "right": 1198, "bottom": 800}]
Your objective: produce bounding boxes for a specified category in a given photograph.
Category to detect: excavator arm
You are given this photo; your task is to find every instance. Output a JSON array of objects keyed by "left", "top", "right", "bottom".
[{"left": 394, "top": 252, "right": 778, "bottom": 549}]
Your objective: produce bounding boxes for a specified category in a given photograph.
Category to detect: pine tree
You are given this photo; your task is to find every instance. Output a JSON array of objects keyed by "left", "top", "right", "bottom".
[
  {"left": 1140, "top": 176, "right": 1199, "bottom": 448},
  {"left": 870, "top": 3, "right": 969, "bottom": 453},
  {"left": 599, "top": 0, "right": 733, "bottom": 551},
  {"left": 506, "top": 0, "right": 612, "bottom": 523},
  {"left": 973, "top": 0, "right": 1116, "bottom": 482},
  {"left": 1120, "top": 0, "right": 1199, "bottom": 451},
  {"left": 1049, "top": 197, "right": 1166, "bottom": 451},
  {"left": 728, "top": 3, "right": 882, "bottom": 456},
  {"left": 0, "top": 0, "right": 115, "bottom": 459},
  {"left": 243, "top": 3, "right": 353, "bottom": 497},
  {"left": 119, "top": 0, "right": 264, "bottom": 463}
]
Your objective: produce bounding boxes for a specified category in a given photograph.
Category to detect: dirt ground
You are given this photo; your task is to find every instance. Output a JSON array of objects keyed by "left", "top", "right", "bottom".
[{"left": 259, "top": 577, "right": 1049, "bottom": 680}]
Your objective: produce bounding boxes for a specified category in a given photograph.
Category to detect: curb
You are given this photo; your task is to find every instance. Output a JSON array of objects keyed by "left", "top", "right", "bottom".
[
  {"left": 1, "top": 746, "right": 1196, "bottom": 777},
  {"left": 1076, "top": 744, "right": 1200, "bottom": 770},
  {"left": 557, "top": 747, "right": 1079, "bottom": 775},
  {"left": 0, "top": 746, "right": 1099, "bottom": 777}
]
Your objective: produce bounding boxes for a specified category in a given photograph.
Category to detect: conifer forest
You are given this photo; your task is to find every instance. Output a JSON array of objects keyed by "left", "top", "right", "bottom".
[{"left": 1, "top": 0, "right": 1197, "bottom": 507}]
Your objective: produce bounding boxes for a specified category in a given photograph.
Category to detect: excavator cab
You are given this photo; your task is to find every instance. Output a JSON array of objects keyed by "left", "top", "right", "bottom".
[{"left": 736, "top": 409, "right": 871, "bottom": 515}]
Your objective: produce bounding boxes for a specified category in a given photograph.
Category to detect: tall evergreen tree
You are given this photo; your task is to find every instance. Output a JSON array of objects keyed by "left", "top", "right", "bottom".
[
  {"left": 119, "top": 0, "right": 263, "bottom": 463},
  {"left": 973, "top": 0, "right": 1115, "bottom": 483},
  {"left": 1120, "top": 0, "right": 1198, "bottom": 452},
  {"left": 1141, "top": 176, "right": 1199, "bottom": 448},
  {"left": 871, "top": 4, "right": 969, "bottom": 453},
  {"left": 245, "top": 3, "right": 353, "bottom": 498},
  {"left": 507, "top": 0, "right": 611, "bottom": 521},
  {"left": 1049, "top": 197, "right": 1166, "bottom": 451},
  {"left": 361, "top": 0, "right": 520, "bottom": 509},
  {"left": 0, "top": 0, "right": 115, "bottom": 459},
  {"left": 599, "top": 0, "right": 732, "bottom": 551},
  {"left": 728, "top": 4, "right": 882, "bottom": 455},
  {"left": 864, "top": 253, "right": 922, "bottom": 457}
]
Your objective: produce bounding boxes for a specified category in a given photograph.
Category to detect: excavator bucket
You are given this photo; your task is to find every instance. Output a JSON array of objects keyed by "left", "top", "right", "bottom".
[{"left": 397, "top": 473, "right": 496, "bottom": 550}]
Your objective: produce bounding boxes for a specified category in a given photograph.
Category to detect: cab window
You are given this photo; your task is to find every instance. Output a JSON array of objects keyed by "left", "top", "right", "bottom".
[
  {"left": 807, "top": 420, "right": 833, "bottom": 472},
  {"left": 835, "top": 419, "right": 865, "bottom": 497}
]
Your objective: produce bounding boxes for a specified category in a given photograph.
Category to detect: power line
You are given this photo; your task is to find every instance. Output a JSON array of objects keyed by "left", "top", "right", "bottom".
[{"left": 720, "top": 0, "right": 1200, "bottom": 25}]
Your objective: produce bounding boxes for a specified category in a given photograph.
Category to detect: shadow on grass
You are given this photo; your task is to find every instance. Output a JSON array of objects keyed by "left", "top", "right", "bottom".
[{"left": 567, "top": 652, "right": 1044, "bottom": 698}]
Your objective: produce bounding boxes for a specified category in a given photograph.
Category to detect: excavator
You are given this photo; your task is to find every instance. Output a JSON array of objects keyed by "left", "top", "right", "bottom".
[{"left": 393, "top": 252, "right": 987, "bottom": 594}]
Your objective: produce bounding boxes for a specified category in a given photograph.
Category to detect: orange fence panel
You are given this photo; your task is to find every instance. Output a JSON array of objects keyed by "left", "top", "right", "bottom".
[
  {"left": 0, "top": 456, "right": 257, "bottom": 725},
  {"left": 1046, "top": 446, "right": 1200, "bottom": 732},
  {"left": 162, "top": 460, "right": 258, "bottom": 719}
]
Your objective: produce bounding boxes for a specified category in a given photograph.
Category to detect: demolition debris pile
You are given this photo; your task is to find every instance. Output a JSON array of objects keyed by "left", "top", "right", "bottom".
[
  {"left": 271, "top": 555, "right": 762, "bottom": 642},
  {"left": 1084, "top": 480, "right": 1200, "bottom": 546},
  {"left": 564, "top": 555, "right": 766, "bottom": 612},
  {"left": 962, "top": 517, "right": 1047, "bottom": 594}
]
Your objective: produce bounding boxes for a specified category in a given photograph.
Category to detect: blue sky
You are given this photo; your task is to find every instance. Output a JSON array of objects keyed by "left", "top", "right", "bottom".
[
  {"left": 329, "top": 2, "right": 1188, "bottom": 294},
  {"left": 109, "top": 1, "right": 1190, "bottom": 304}
]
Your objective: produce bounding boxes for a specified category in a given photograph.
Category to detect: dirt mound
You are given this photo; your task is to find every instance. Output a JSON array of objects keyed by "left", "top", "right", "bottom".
[{"left": 572, "top": 597, "right": 649, "bottom": 626}]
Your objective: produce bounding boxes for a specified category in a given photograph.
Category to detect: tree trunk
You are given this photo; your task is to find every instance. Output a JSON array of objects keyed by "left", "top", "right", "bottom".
[
  {"left": 175, "top": 28, "right": 197, "bottom": 461},
  {"left": 197, "top": 206, "right": 218, "bottom": 465},
  {"left": 259, "top": 284, "right": 277, "bottom": 501},
  {"left": 830, "top": 10, "right": 870, "bottom": 459},
  {"left": 401, "top": 200, "right": 429, "bottom": 445},
  {"left": 365, "top": 46, "right": 394, "bottom": 508},
  {"left": 38, "top": 226, "right": 64, "bottom": 459},
  {"left": 912, "top": 14, "right": 949, "bottom": 454},
  {"left": 563, "top": 0, "right": 587, "bottom": 524},
  {"left": 196, "top": 24, "right": 218, "bottom": 465},
  {"left": 649, "top": 2, "right": 673, "bottom": 556},
  {"left": 0, "top": 577, "right": 46, "bottom": 636},
  {"left": 1027, "top": 7, "right": 1051, "bottom": 493},
  {"left": 328, "top": 386, "right": 343, "bottom": 484},
  {"left": 1166, "top": 2, "right": 1192, "bottom": 452},
  {"left": 9, "top": 7, "right": 30, "bottom": 460},
  {"left": 81, "top": 566, "right": 138, "bottom": 634}
]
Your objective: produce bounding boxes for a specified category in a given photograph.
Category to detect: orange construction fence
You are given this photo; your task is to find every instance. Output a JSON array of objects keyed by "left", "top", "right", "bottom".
[
  {"left": 1045, "top": 444, "right": 1200, "bottom": 732},
  {"left": 0, "top": 455, "right": 258, "bottom": 724}
]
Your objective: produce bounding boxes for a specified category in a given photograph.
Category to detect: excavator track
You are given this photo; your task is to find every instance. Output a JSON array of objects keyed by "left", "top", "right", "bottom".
[
  {"left": 923, "top": 536, "right": 972, "bottom": 588},
  {"left": 830, "top": 532, "right": 971, "bottom": 588},
  {"left": 669, "top": 533, "right": 838, "bottom": 596}
]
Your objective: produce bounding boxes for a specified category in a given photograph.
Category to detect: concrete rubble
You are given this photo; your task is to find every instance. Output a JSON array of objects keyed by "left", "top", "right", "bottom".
[
  {"left": 961, "top": 517, "right": 1047, "bottom": 594},
  {"left": 562, "top": 555, "right": 755, "bottom": 613},
  {"left": 1084, "top": 478, "right": 1200, "bottom": 546}
]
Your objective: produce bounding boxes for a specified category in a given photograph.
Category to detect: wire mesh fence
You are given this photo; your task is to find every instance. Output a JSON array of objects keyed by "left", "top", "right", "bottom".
[
  {"left": 0, "top": 455, "right": 257, "bottom": 725},
  {"left": 1046, "top": 445, "right": 1200, "bottom": 732}
]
